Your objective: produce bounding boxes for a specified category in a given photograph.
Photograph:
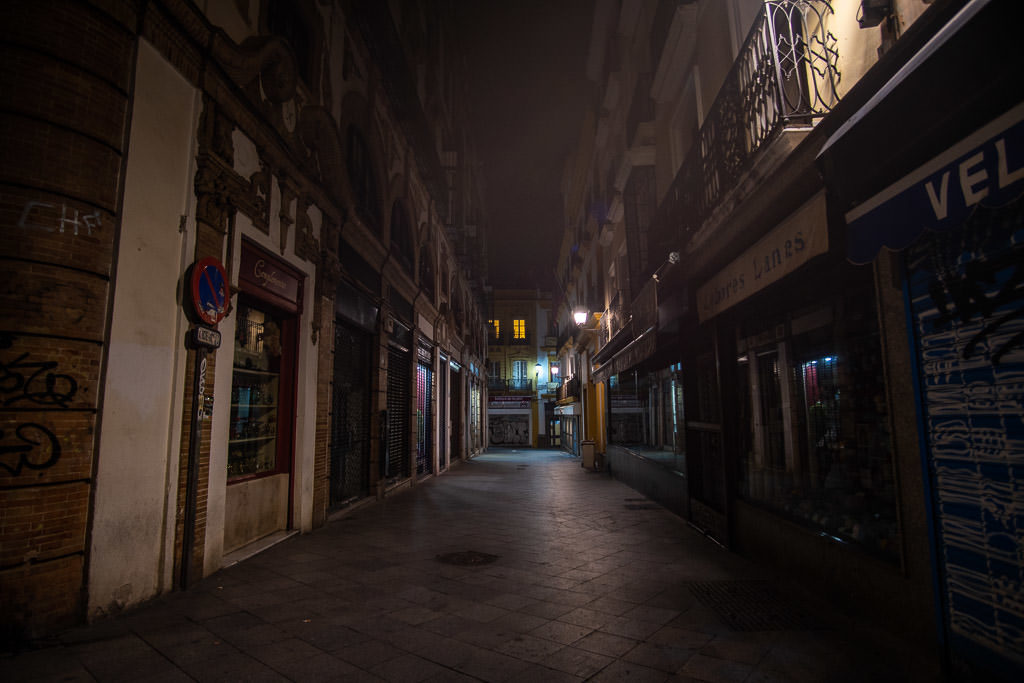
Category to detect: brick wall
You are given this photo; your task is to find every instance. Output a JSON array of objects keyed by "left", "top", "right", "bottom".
[{"left": 0, "top": 0, "right": 136, "bottom": 640}]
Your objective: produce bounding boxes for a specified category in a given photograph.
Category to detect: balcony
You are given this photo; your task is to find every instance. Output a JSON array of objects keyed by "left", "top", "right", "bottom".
[
  {"left": 558, "top": 375, "right": 581, "bottom": 403},
  {"left": 509, "top": 332, "right": 532, "bottom": 346},
  {"left": 487, "top": 332, "right": 533, "bottom": 346},
  {"left": 654, "top": 0, "right": 839, "bottom": 252},
  {"left": 487, "top": 378, "right": 534, "bottom": 395}
]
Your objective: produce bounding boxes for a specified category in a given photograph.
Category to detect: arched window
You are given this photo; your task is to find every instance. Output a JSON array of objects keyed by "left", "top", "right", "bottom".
[
  {"left": 420, "top": 241, "right": 435, "bottom": 302},
  {"left": 390, "top": 201, "right": 414, "bottom": 272},
  {"left": 347, "top": 126, "right": 380, "bottom": 232},
  {"left": 265, "top": 0, "right": 315, "bottom": 86}
]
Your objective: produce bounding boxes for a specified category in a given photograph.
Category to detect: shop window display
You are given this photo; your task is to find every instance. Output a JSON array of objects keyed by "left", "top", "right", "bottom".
[
  {"left": 607, "top": 369, "right": 686, "bottom": 473},
  {"left": 229, "top": 299, "right": 284, "bottom": 478},
  {"left": 738, "top": 317, "right": 898, "bottom": 559}
]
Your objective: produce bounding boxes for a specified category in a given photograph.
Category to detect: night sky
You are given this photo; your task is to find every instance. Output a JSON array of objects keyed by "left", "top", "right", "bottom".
[{"left": 458, "top": 1, "right": 595, "bottom": 290}]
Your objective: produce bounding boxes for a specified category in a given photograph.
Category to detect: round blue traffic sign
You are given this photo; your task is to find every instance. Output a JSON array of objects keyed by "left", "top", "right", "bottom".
[{"left": 190, "top": 257, "right": 230, "bottom": 325}]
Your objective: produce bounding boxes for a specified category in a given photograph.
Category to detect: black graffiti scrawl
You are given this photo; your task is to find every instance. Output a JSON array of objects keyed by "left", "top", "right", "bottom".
[
  {"left": 925, "top": 206, "right": 1024, "bottom": 364},
  {"left": 0, "top": 333, "right": 71, "bottom": 475}
]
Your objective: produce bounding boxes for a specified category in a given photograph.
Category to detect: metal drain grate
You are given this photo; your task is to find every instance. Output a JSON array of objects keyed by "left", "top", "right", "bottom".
[
  {"left": 435, "top": 551, "right": 499, "bottom": 566},
  {"left": 687, "top": 580, "right": 822, "bottom": 631},
  {"left": 623, "top": 503, "right": 660, "bottom": 510}
]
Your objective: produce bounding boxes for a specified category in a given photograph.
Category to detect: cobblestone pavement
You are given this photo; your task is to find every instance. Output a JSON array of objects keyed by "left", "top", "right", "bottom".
[{"left": 2, "top": 448, "right": 940, "bottom": 682}]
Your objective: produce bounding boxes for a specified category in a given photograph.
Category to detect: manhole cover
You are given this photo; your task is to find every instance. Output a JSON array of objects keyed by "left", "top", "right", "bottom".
[
  {"left": 687, "top": 580, "right": 822, "bottom": 631},
  {"left": 435, "top": 551, "right": 499, "bottom": 566}
]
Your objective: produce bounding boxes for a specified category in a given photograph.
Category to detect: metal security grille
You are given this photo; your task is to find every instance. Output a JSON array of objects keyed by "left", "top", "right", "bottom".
[
  {"left": 386, "top": 346, "right": 411, "bottom": 479},
  {"left": 438, "top": 361, "right": 448, "bottom": 470},
  {"left": 330, "top": 322, "right": 371, "bottom": 505},
  {"left": 687, "top": 580, "right": 821, "bottom": 631},
  {"left": 416, "top": 363, "right": 433, "bottom": 475}
]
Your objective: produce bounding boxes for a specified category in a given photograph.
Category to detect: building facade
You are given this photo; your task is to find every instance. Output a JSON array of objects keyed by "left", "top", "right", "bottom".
[
  {"left": 556, "top": 0, "right": 1023, "bottom": 680},
  {"left": 1, "top": 0, "right": 489, "bottom": 641},
  {"left": 486, "top": 289, "right": 557, "bottom": 448}
]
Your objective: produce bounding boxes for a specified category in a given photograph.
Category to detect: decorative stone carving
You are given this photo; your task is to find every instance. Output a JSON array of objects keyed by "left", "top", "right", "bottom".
[
  {"left": 212, "top": 34, "right": 298, "bottom": 104},
  {"left": 278, "top": 181, "right": 296, "bottom": 255},
  {"left": 294, "top": 196, "right": 320, "bottom": 263},
  {"left": 248, "top": 160, "right": 272, "bottom": 233},
  {"left": 194, "top": 156, "right": 234, "bottom": 234},
  {"left": 298, "top": 105, "right": 343, "bottom": 190}
]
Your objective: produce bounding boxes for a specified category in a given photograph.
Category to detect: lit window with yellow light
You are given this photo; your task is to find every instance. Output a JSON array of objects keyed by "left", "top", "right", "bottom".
[
  {"left": 513, "top": 319, "right": 526, "bottom": 339},
  {"left": 488, "top": 319, "right": 500, "bottom": 339}
]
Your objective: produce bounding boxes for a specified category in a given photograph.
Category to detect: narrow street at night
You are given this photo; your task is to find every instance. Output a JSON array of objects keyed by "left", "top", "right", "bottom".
[
  {"left": 3, "top": 1, "right": 1023, "bottom": 679},
  {"left": 3, "top": 449, "right": 935, "bottom": 682}
]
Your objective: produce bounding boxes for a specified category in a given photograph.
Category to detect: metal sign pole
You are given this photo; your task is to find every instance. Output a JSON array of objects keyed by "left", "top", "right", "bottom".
[
  {"left": 179, "top": 255, "right": 228, "bottom": 591},
  {"left": 180, "top": 346, "right": 207, "bottom": 589}
]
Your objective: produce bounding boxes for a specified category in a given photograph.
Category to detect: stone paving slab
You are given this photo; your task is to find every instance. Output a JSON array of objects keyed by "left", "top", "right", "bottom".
[{"left": 1, "top": 448, "right": 940, "bottom": 682}]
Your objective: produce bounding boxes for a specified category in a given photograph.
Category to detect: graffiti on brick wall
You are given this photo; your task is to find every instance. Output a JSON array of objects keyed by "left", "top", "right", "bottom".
[
  {"left": 0, "top": 423, "right": 61, "bottom": 475},
  {"left": 18, "top": 200, "right": 101, "bottom": 236},
  {"left": 489, "top": 415, "right": 529, "bottom": 445},
  {"left": 0, "top": 334, "right": 71, "bottom": 475}
]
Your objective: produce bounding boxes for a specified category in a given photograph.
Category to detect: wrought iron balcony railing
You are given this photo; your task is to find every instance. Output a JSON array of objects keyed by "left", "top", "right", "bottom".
[
  {"left": 509, "top": 332, "right": 532, "bottom": 346},
  {"left": 654, "top": 0, "right": 839, "bottom": 251},
  {"left": 599, "top": 290, "right": 630, "bottom": 349},
  {"left": 487, "top": 332, "right": 534, "bottom": 346},
  {"left": 558, "top": 375, "right": 581, "bottom": 403},
  {"left": 487, "top": 378, "right": 534, "bottom": 395}
]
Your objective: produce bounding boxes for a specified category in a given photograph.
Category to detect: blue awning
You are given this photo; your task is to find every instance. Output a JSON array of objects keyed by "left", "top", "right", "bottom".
[
  {"left": 815, "top": 0, "right": 1024, "bottom": 263},
  {"left": 843, "top": 105, "right": 1024, "bottom": 264}
]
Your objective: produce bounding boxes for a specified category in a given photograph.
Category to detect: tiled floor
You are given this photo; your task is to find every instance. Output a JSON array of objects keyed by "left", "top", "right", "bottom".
[{"left": 2, "top": 448, "right": 940, "bottom": 682}]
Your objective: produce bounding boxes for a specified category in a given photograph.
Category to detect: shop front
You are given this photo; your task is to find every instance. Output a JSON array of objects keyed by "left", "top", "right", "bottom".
[
  {"left": 449, "top": 359, "right": 464, "bottom": 461},
  {"left": 224, "top": 241, "right": 303, "bottom": 552},
  {"left": 385, "top": 319, "right": 413, "bottom": 481},
  {"left": 817, "top": 2, "right": 1024, "bottom": 673},
  {"left": 330, "top": 281, "right": 377, "bottom": 508},
  {"left": 689, "top": 192, "right": 903, "bottom": 562},
  {"left": 488, "top": 396, "right": 532, "bottom": 447},
  {"left": 469, "top": 368, "right": 482, "bottom": 454},
  {"left": 416, "top": 342, "right": 434, "bottom": 475}
]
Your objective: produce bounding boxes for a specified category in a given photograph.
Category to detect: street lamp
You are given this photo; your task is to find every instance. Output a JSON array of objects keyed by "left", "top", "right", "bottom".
[{"left": 573, "top": 309, "right": 588, "bottom": 326}]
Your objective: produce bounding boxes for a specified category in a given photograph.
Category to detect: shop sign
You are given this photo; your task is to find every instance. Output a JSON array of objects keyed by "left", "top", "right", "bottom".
[
  {"left": 844, "top": 104, "right": 1024, "bottom": 264},
  {"left": 489, "top": 396, "right": 531, "bottom": 409},
  {"left": 239, "top": 245, "right": 300, "bottom": 306},
  {"left": 697, "top": 194, "right": 827, "bottom": 322}
]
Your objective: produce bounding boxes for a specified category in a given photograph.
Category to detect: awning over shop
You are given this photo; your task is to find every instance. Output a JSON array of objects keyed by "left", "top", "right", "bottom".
[
  {"left": 815, "top": 0, "right": 1024, "bottom": 264},
  {"left": 592, "top": 319, "right": 635, "bottom": 366},
  {"left": 592, "top": 326, "right": 656, "bottom": 384},
  {"left": 592, "top": 277, "right": 661, "bottom": 384}
]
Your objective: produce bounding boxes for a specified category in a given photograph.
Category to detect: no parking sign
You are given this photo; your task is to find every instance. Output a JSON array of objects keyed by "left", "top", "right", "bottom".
[{"left": 188, "top": 257, "right": 230, "bottom": 326}]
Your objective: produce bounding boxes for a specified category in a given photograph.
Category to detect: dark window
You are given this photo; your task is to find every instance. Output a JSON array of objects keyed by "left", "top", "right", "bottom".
[
  {"left": 420, "top": 242, "right": 435, "bottom": 302},
  {"left": 348, "top": 127, "right": 380, "bottom": 232},
  {"left": 266, "top": 0, "right": 314, "bottom": 86},
  {"left": 624, "top": 166, "right": 654, "bottom": 287},
  {"left": 391, "top": 201, "right": 414, "bottom": 272}
]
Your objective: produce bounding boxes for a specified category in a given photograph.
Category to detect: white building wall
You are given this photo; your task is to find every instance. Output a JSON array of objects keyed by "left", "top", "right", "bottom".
[{"left": 88, "top": 40, "right": 198, "bottom": 618}]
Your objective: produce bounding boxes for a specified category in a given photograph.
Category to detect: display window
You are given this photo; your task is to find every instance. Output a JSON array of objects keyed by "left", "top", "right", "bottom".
[
  {"left": 607, "top": 366, "right": 685, "bottom": 473},
  {"left": 736, "top": 297, "right": 898, "bottom": 560},
  {"left": 228, "top": 295, "right": 296, "bottom": 479}
]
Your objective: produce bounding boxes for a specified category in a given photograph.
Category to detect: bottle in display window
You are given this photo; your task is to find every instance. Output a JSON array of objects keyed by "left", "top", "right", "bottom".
[{"left": 228, "top": 298, "right": 283, "bottom": 478}]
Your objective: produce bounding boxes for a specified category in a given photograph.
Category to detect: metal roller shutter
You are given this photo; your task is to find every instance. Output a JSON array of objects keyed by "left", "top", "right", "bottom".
[
  {"left": 330, "top": 322, "right": 371, "bottom": 505},
  {"left": 386, "top": 346, "right": 411, "bottom": 479}
]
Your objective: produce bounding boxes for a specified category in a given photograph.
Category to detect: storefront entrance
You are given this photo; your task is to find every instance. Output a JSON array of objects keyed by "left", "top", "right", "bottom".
[
  {"left": 330, "top": 321, "right": 371, "bottom": 506},
  {"left": 225, "top": 242, "right": 301, "bottom": 552}
]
